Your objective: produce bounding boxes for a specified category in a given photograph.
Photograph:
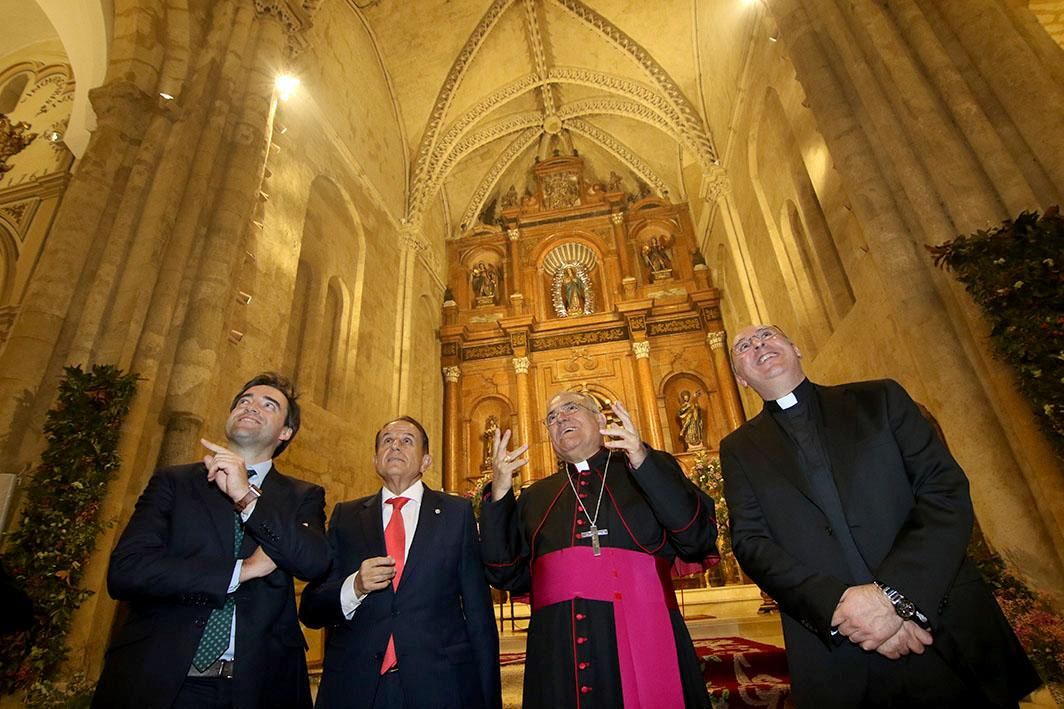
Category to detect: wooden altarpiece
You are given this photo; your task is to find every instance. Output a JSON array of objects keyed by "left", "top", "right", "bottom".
[{"left": 440, "top": 156, "right": 745, "bottom": 506}]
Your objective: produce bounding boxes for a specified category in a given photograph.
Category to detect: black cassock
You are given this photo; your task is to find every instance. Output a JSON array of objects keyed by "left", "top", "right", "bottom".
[{"left": 480, "top": 446, "right": 718, "bottom": 708}]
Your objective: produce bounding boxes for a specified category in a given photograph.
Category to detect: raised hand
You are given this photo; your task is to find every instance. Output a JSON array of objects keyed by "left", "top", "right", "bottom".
[
  {"left": 599, "top": 400, "right": 648, "bottom": 468},
  {"left": 202, "top": 438, "right": 252, "bottom": 503},
  {"left": 490, "top": 428, "right": 529, "bottom": 502}
]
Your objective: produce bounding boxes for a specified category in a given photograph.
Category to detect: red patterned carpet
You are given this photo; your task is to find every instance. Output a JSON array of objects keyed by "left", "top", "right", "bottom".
[
  {"left": 498, "top": 636, "right": 791, "bottom": 707},
  {"left": 695, "top": 636, "right": 791, "bottom": 708}
]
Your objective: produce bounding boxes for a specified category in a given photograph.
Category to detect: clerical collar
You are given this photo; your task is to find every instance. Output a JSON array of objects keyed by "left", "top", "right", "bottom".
[
  {"left": 568, "top": 447, "right": 610, "bottom": 472},
  {"left": 765, "top": 378, "right": 814, "bottom": 413},
  {"left": 574, "top": 460, "right": 590, "bottom": 471}
]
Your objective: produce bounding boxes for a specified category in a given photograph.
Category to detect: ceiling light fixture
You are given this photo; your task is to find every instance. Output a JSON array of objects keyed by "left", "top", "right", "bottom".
[{"left": 275, "top": 75, "right": 300, "bottom": 101}]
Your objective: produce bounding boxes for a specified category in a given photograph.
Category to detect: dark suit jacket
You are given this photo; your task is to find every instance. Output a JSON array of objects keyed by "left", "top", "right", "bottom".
[
  {"left": 93, "top": 462, "right": 330, "bottom": 709},
  {"left": 721, "top": 379, "right": 1040, "bottom": 707},
  {"left": 300, "top": 486, "right": 501, "bottom": 709}
]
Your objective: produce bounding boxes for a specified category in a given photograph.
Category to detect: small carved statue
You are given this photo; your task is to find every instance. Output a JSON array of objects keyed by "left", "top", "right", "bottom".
[
  {"left": 561, "top": 266, "right": 586, "bottom": 313},
  {"left": 607, "top": 171, "right": 624, "bottom": 193},
  {"left": 641, "top": 236, "right": 674, "bottom": 278},
  {"left": 470, "top": 262, "right": 499, "bottom": 303},
  {"left": 677, "top": 390, "right": 705, "bottom": 450},
  {"left": 481, "top": 415, "right": 499, "bottom": 468}
]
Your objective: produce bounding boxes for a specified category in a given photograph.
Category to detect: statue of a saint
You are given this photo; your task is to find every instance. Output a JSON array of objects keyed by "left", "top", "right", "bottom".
[
  {"left": 642, "top": 237, "right": 672, "bottom": 272},
  {"left": 677, "top": 390, "right": 705, "bottom": 450},
  {"left": 470, "top": 262, "right": 499, "bottom": 303},
  {"left": 561, "top": 267, "right": 586, "bottom": 314},
  {"left": 481, "top": 415, "right": 499, "bottom": 468}
]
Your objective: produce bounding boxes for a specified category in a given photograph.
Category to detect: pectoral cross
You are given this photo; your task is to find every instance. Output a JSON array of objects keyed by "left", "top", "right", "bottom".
[{"left": 578, "top": 524, "right": 608, "bottom": 556}]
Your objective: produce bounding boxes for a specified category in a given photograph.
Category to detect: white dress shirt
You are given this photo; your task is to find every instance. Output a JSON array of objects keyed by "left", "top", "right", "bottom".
[{"left": 340, "top": 479, "right": 424, "bottom": 619}]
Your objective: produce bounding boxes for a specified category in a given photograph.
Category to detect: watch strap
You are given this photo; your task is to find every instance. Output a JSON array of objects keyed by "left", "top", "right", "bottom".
[{"left": 234, "top": 484, "right": 262, "bottom": 512}]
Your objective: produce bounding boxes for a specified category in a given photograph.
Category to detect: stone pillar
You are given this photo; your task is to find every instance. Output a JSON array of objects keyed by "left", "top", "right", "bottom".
[
  {"left": 609, "top": 212, "right": 635, "bottom": 297},
  {"left": 442, "top": 366, "right": 461, "bottom": 492},
  {"left": 160, "top": 12, "right": 285, "bottom": 465},
  {"left": 630, "top": 340, "right": 664, "bottom": 450},
  {"left": 770, "top": 0, "right": 1064, "bottom": 587},
  {"left": 507, "top": 227, "right": 522, "bottom": 310},
  {"left": 512, "top": 354, "right": 533, "bottom": 457},
  {"left": 707, "top": 330, "right": 744, "bottom": 431}
]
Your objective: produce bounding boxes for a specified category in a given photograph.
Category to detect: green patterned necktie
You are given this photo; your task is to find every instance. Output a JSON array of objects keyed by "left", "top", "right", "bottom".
[{"left": 192, "top": 512, "right": 244, "bottom": 671}]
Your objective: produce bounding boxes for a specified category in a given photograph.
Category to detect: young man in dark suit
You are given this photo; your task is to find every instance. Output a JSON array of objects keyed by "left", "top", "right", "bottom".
[
  {"left": 93, "top": 372, "right": 330, "bottom": 709},
  {"left": 300, "top": 416, "right": 501, "bottom": 709},
  {"left": 721, "top": 324, "right": 1040, "bottom": 708}
]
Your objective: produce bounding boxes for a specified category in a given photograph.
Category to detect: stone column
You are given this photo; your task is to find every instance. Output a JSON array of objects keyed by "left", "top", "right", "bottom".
[
  {"left": 510, "top": 355, "right": 535, "bottom": 484},
  {"left": 610, "top": 212, "right": 635, "bottom": 297},
  {"left": 442, "top": 366, "right": 461, "bottom": 492},
  {"left": 770, "top": 0, "right": 1064, "bottom": 586},
  {"left": 630, "top": 340, "right": 664, "bottom": 450},
  {"left": 507, "top": 227, "right": 522, "bottom": 305},
  {"left": 707, "top": 330, "right": 744, "bottom": 431},
  {"left": 160, "top": 12, "right": 285, "bottom": 465}
]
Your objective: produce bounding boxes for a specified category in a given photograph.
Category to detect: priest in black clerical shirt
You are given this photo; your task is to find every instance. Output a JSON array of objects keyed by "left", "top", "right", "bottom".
[{"left": 720, "top": 324, "right": 1039, "bottom": 709}]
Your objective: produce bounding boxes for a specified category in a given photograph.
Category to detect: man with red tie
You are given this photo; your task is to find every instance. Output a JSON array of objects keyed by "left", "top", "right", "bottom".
[{"left": 300, "top": 416, "right": 501, "bottom": 709}]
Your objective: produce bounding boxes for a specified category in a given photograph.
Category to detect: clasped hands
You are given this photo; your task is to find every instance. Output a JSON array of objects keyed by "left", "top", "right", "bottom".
[
  {"left": 202, "top": 438, "right": 277, "bottom": 582},
  {"left": 831, "top": 584, "right": 933, "bottom": 659}
]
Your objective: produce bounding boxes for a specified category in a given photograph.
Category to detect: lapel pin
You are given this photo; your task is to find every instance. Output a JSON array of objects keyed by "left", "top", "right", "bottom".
[{"left": 434, "top": 508, "right": 441, "bottom": 515}]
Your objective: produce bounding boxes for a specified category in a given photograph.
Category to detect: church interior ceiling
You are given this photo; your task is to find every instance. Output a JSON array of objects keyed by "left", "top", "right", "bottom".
[{"left": 351, "top": 0, "right": 723, "bottom": 238}]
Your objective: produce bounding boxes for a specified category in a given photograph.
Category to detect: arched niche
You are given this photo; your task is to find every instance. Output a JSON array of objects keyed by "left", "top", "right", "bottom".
[
  {"left": 530, "top": 232, "right": 608, "bottom": 321},
  {"left": 466, "top": 395, "right": 514, "bottom": 488},
  {"left": 458, "top": 244, "right": 506, "bottom": 310},
  {"left": 630, "top": 218, "right": 683, "bottom": 285},
  {"left": 662, "top": 372, "right": 713, "bottom": 454}
]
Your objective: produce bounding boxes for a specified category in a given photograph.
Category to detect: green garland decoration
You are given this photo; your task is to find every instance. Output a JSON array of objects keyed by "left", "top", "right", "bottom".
[
  {"left": 927, "top": 207, "right": 1064, "bottom": 457},
  {"left": 0, "top": 365, "right": 138, "bottom": 697}
]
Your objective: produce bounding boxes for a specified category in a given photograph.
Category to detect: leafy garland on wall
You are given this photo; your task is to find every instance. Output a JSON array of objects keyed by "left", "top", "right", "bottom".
[
  {"left": 0, "top": 365, "right": 138, "bottom": 698},
  {"left": 927, "top": 208, "right": 1064, "bottom": 457}
]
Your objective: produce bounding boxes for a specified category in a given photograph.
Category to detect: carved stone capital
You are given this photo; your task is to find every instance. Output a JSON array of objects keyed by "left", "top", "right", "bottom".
[
  {"left": 512, "top": 356, "right": 531, "bottom": 374},
  {"left": 631, "top": 340, "right": 651, "bottom": 359},
  {"left": 508, "top": 227, "right": 521, "bottom": 241},
  {"left": 254, "top": 0, "right": 316, "bottom": 56},
  {"left": 442, "top": 366, "right": 461, "bottom": 383},
  {"left": 700, "top": 165, "right": 731, "bottom": 202},
  {"left": 610, "top": 212, "right": 625, "bottom": 225},
  {"left": 706, "top": 330, "right": 726, "bottom": 350}
]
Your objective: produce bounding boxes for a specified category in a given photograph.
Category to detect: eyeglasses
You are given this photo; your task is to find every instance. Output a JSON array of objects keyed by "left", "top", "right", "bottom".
[
  {"left": 731, "top": 327, "right": 780, "bottom": 355},
  {"left": 543, "top": 401, "right": 595, "bottom": 427}
]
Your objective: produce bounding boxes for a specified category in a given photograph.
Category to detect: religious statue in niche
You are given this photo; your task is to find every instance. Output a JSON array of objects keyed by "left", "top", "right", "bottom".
[
  {"left": 481, "top": 415, "right": 499, "bottom": 469},
  {"left": 552, "top": 265, "right": 594, "bottom": 317},
  {"left": 470, "top": 261, "right": 500, "bottom": 306},
  {"left": 607, "top": 171, "right": 624, "bottom": 193},
  {"left": 677, "top": 389, "right": 705, "bottom": 450},
  {"left": 641, "top": 235, "right": 675, "bottom": 282}
]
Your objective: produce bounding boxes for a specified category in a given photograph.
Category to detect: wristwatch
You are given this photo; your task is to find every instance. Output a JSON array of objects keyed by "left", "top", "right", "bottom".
[
  {"left": 875, "top": 582, "right": 931, "bottom": 629},
  {"left": 234, "top": 484, "right": 262, "bottom": 512}
]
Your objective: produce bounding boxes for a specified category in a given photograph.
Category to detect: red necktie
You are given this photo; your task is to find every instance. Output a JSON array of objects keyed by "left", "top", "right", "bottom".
[{"left": 380, "top": 496, "right": 410, "bottom": 674}]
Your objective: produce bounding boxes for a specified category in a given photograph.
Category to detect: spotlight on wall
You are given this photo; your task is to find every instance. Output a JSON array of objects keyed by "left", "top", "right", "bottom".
[
  {"left": 45, "top": 129, "right": 63, "bottom": 143},
  {"left": 275, "top": 75, "right": 300, "bottom": 101},
  {"left": 159, "top": 92, "right": 174, "bottom": 100}
]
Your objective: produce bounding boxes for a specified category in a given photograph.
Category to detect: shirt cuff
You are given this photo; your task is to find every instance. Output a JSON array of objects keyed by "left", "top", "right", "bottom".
[
  {"left": 340, "top": 571, "right": 366, "bottom": 619},
  {"left": 240, "top": 498, "right": 258, "bottom": 521},
  {"left": 228, "top": 560, "right": 243, "bottom": 594}
]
